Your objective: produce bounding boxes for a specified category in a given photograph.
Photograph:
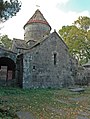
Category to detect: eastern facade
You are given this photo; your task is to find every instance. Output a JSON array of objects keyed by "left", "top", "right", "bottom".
[{"left": 0, "top": 9, "right": 87, "bottom": 88}]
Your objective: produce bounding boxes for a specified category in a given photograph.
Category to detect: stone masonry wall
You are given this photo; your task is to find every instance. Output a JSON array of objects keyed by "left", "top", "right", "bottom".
[
  {"left": 24, "top": 23, "right": 51, "bottom": 45},
  {"left": 0, "top": 48, "right": 17, "bottom": 63},
  {"left": 23, "top": 32, "right": 75, "bottom": 88},
  {"left": 0, "top": 47, "right": 17, "bottom": 86}
]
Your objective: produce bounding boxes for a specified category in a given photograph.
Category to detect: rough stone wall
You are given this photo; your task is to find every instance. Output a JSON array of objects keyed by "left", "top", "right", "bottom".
[
  {"left": 0, "top": 47, "right": 17, "bottom": 86},
  {"left": 70, "top": 56, "right": 78, "bottom": 84},
  {"left": 76, "top": 66, "right": 90, "bottom": 85},
  {"left": 24, "top": 23, "right": 51, "bottom": 46},
  {"left": 0, "top": 47, "right": 17, "bottom": 63},
  {"left": 23, "top": 32, "right": 75, "bottom": 88},
  {"left": 16, "top": 54, "right": 23, "bottom": 88},
  {"left": 86, "top": 68, "right": 90, "bottom": 85},
  {"left": 11, "top": 40, "right": 22, "bottom": 54}
]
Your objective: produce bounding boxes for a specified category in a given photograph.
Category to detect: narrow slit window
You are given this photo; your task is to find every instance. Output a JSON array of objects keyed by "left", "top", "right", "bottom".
[
  {"left": 33, "top": 66, "right": 36, "bottom": 71},
  {"left": 54, "top": 53, "right": 57, "bottom": 65},
  {"left": 33, "top": 66, "right": 35, "bottom": 69}
]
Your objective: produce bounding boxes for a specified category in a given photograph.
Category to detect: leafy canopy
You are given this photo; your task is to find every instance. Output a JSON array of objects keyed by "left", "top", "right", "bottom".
[
  {"left": 0, "top": 0, "right": 21, "bottom": 49},
  {"left": 0, "top": 0, "right": 21, "bottom": 21},
  {"left": 0, "top": 35, "right": 12, "bottom": 49},
  {"left": 59, "top": 16, "right": 90, "bottom": 64}
]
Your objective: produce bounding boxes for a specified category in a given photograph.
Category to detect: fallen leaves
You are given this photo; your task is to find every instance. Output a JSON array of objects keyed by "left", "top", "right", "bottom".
[{"left": 0, "top": 87, "right": 90, "bottom": 119}]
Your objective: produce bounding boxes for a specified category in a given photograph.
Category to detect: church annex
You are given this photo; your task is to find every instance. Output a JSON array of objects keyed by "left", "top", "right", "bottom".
[{"left": 0, "top": 9, "right": 78, "bottom": 88}]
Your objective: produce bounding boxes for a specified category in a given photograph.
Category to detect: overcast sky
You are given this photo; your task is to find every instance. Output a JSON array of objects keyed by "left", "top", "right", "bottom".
[{"left": 1, "top": 0, "right": 90, "bottom": 39}]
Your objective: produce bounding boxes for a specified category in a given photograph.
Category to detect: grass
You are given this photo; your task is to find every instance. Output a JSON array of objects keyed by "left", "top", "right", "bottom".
[{"left": 0, "top": 87, "right": 90, "bottom": 119}]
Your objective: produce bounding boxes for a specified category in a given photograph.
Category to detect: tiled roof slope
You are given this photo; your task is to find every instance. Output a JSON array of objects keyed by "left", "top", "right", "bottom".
[{"left": 24, "top": 9, "right": 51, "bottom": 29}]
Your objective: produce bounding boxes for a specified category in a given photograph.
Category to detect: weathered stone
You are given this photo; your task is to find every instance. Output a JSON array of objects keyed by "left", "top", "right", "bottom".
[
  {"left": 70, "top": 88, "right": 85, "bottom": 92},
  {"left": 22, "top": 29, "right": 77, "bottom": 88},
  {"left": 16, "top": 111, "right": 36, "bottom": 119},
  {"left": 0, "top": 9, "right": 81, "bottom": 88}
]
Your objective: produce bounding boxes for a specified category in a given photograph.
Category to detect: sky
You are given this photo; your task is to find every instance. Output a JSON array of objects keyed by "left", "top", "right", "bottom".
[{"left": 0, "top": 0, "right": 90, "bottom": 39}]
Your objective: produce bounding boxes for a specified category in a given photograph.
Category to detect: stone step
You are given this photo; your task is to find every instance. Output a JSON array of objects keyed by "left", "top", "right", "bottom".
[{"left": 16, "top": 111, "right": 36, "bottom": 119}]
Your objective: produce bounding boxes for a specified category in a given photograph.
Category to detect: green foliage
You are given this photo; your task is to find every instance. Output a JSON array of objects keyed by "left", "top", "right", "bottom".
[
  {"left": 0, "top": 0, "right": 21, "bottom": 21},
  {"left": 74, "top": 16, "right": 90, "bottom": 31},
  {"left": 0, "top": 87, "right": 90, "bottom": 119},
  {"left": 59, "top": 16, "right": 90, "bottom": 64},
  {"left": 0, "top": 35, "right": 12, "bottom": 49}
]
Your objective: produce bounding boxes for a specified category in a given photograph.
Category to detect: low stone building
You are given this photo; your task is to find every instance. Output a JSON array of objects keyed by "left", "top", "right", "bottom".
[{"left": 0, "top": 9, "right": 78, "bottom": 88}]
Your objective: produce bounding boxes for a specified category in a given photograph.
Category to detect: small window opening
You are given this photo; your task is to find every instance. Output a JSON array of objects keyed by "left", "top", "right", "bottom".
[
  {"left": 54, "top": 53, "right": 57, "bottom": 65},
  {"left": 33, "top": 66, "right": 35, "bottom": 69},
  {"left": 36, "top": 52, "right": 38, "bottom": 54}
]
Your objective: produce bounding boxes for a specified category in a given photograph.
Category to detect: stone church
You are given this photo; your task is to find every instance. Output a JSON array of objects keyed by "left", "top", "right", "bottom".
[{"left": 0, "top": 9, "right": 79, "bottom": 88}]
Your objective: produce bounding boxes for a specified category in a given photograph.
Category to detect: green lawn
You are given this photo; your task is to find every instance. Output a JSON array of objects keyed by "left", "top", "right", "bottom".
[{"left": 0, "top": 87, "right": 90, "bottom": 119}]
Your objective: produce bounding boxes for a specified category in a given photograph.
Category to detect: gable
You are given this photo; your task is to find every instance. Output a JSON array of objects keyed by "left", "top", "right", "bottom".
[
  {"left": 36, "top": 31, "right": 69, "bottom": 59},
  {"left": 23, "top": 31, "right": 69, "bottom": 56},
  {"left": 30, "top": 31, "right": 68, "bottom": 53},
  {"left": 41, "top": 31, "right": 68, "bottom": 50}
]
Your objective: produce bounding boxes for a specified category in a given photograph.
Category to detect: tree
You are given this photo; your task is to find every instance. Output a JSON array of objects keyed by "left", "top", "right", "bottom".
[
  {"left": 74, "top": 16, "right": 90, "bottom": 31},
  {"left": 0, "top": 1, "right": 21, "bottom": 49},
  {"left": 0, "top": 1, "right": 21, "bottom": 48},
  {"left": 59, "top": 16, "right": 90, "bottom": 65},
  {"left": 0, "top": 35, "right": 12, "bottom": 49},
  {"left": 0, "top": 0, "right": 21, "bottom": 21}
]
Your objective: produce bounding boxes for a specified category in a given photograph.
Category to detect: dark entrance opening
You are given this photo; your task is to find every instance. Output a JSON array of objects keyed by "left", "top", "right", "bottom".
[{"left": 0, "top": 57, "right": 16, "bottom": 86}]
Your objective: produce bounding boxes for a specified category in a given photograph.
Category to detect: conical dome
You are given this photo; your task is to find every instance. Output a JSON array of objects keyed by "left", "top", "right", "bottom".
[
  {"left": 24, "top": 9, "right": 51, "bottom": 45},
  {"left": 24, "top": 9, "right": 51, "bottom": 29}
]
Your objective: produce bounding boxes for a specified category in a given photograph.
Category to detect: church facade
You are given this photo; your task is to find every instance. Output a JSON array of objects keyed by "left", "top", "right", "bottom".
[{"left": 0, "top": 9, "right": 78, "bottom": 88}]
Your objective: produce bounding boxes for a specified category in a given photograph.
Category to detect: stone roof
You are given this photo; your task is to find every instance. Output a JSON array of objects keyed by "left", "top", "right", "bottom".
[
  {"left": 13, "top": 38, "right": 28, "bottom": 49},
  {"left": 24, "top": 9, "right": 51, "bottom": 29}
]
